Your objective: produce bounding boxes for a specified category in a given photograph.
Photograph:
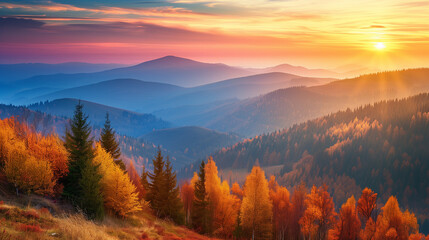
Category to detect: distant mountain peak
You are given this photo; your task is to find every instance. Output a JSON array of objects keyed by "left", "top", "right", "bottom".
[{"left": 135, "top": 55, "right": 201, "bottom": 68}]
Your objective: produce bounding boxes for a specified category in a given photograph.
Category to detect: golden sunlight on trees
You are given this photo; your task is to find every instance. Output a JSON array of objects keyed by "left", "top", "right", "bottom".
[
  {"left": 329, "top": 196, "right": 361, "bottom": 240},
  {"left": 300, "top": 185, "right": 336, "bottom": 240},
  {"left": 93, "top": 144, "right": 141, "bottom": 217},
  {"left": 374, "top": 196, "right": 418, "bottom": 240},
  {"left": 204, "top": 157, "right": 240, "bottom": 237},
  {"left": 0, "top": 118, "right": 61, "bottom": 195},
  {"left": 358, "top": 188, "right": 378, "bottom": 223},
  {"left": 240, "top": 166, "right": 273, "bottom": 240},
  {"left": 269, "top": 176, "right": 291, "bottom": 240}
]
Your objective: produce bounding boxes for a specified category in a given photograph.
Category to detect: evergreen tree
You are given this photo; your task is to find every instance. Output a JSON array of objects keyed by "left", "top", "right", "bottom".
[
  {"left": 63, "top": 102, "right": 104, "bottom": 220},
  {"left": 79, "top": 161, "right": 105, "bottom": 220},
  {"left": 163, "top": 157, "right": 185, "bottom": 224},
  {"left": 100, "top": 113, "right": 124, "bottom": 171},
  {"left": 146, "top": 148, "right": 165, "bottom": 216},
  {"left": 63, "top": 102, "right": 95, "bottom": 201},
  {"left": 192, "top": 160, "right": 209, "bottom": 233}
]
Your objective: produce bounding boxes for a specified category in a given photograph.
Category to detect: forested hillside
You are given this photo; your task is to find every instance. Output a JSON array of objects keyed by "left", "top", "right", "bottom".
[
  {"left": 191, "top": 93, "right": 429, "bottom": 231},
  {"left": 204, "top": 68, "right": 429, "bottom": 136}
]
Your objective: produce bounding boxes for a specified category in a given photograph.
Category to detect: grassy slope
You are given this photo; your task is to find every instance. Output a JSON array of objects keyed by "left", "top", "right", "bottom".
[{"left": 0, "top": 195, "right": 212, "bottom": 240}]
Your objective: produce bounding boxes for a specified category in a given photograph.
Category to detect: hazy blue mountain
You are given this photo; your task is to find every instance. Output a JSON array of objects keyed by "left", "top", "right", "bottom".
[
  {"left": 193, "top": 68, "right": 429, "bottom": 136},
  {"left": 142, "top": 126, "right": 241, "bottom": 163},
  {"left": 159, "top": 72, "right": 335, "bottom": 108},
  {"left": 11, "top": 56, "right": 252, "bottom": 92},
  {"left": 28, "top": 98, "right": 172, "bottom": 137},
  {"left": 35, "top": 79, "right": 185, "bottom": 112},
  {"left": 263, "top": 63, "right": 340, "bottom": 78},
  {"left": 0, "top": 62, "right": 125, "bottom": 83}
]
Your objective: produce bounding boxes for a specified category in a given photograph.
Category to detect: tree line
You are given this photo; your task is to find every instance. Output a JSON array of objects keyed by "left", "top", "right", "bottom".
[{"left": 180, "top": 157, "right": 428, "bottom": 240}]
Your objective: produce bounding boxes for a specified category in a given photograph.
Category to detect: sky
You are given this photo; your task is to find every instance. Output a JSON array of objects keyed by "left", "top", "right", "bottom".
[{"left": 0, "top": 0, "right": 429, "bottom": 69}]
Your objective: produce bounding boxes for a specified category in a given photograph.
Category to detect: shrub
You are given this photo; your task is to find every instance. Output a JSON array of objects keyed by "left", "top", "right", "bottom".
[{"left": 16, "top": 223, "right": 42, "bottom": 233}]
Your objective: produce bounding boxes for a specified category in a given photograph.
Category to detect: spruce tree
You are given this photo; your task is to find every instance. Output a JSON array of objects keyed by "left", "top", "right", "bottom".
[
  {"left": 79, "top": 161, "right": 105, "bottom": 220},
  {"left": 100, "top": 113, "right": 125, "bottom": 171},
  {"left": 163, "top": 157, "right": 185, "bottom": 224},
  {"left": 63, "top": 102, "right": 95, "bottom": 201},
  {"left": 63, "top": 102, "right": 104, "bottom": 220},
  {"left": 146, "top": 148, "right": 165, "bottom": 216},
  {"left": 192, "top": 160, "right": 209, "bottom": 233}
]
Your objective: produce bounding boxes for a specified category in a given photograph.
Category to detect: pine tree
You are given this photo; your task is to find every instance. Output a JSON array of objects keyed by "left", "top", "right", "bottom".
[
  {"left": 63, "top": 102, "right": 95, "bottom": 201},
  {"left": 63, "top": 102, "right": 104, "bottom": 220},
  {"left": 79, "top": 161, "right": 105, "bottom": 220},
  {"left": 146, "top": 148, "right": 165, "bottom": 216},
  {"left": 100, "top": 113, "right": 124, "bottom": 171},
  {"left": 192, "top": 160, "right": 209, "bottom": 233},
  {"left": 163, "top": 157, "right": 185, "bottom": 224}
]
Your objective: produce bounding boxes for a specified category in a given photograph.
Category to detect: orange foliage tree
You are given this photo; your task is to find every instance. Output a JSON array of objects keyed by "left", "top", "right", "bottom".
[
  {"left": 1, "top": 118, "right": 58, "bottom": 195},
  {"left": 358, "top": 188, "right": 378, "bottom": 223},
  {"left": 240, "top": 166, "right": 273, "bottom": 240},
  {"left": 374, "top": 196, "right": 418, "bottom": 240},
  {"left": 300, "top": 185, "right": 336, "bottom": 240},
  {"left": 126, "top": 161, "right": 146, "bottom": 200},
  {"left": 329, "top": 196, "right": 361, "bottom": 240},
  {"left": 204, "top": 157, "right": 240, "bottom": 237},
  {"left": 269, "top": 176, "right": 291, "bottom": 240},
  {"left": 181, "top": 180, "right": 195, "bottom": 226}
]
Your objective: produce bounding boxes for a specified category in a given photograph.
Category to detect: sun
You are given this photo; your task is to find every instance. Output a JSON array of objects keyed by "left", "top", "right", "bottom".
[{"left": 374, "top": 42, "right": 386, "bottom": 50}]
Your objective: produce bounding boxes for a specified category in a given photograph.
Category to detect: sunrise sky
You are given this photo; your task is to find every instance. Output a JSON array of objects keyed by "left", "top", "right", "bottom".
[{"left": 1, "top": 0, "right": 429, "bottom": 69}]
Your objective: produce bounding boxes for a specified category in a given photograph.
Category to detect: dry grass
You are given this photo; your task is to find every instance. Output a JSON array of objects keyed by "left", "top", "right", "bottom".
[{"left": 0, "top": 200, "right": 215, "bottom": 240}]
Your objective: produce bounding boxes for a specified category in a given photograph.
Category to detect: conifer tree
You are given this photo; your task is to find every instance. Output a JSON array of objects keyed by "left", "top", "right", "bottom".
[
  {"left": 100, "top": 113, "right": 124, "bottom": 171},
  {"left": 146, "top": 148, "right": 165, "bottom": 216},
  {"left": 63, "top": 102, "right": 104, "bottom": 220},
  {"left": 79, "top": 161, "right": 105, "bottom": 220},
  {"left": 192, "top": 160, "right": 209, "bottom": 233},
  {"left": 63, "top": 102, "right": 95, "bottom": 201},
  {"left": 163, "top": 157, "right": 185, "bottom": 224}
]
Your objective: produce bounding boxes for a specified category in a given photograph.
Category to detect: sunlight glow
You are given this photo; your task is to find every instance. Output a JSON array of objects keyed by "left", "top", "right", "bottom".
[{"left": 375, "top": 42, "right": 386, "bottom": 50}]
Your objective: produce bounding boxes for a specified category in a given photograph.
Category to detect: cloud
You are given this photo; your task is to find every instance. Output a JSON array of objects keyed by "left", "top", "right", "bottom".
[{"left": 0, "top": 17, "right": 44, "bottom": 29}]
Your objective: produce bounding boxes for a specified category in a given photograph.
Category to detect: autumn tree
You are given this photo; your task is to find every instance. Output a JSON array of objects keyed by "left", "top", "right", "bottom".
[
  {"left": 300, "top": 185, "right": 336, "bottom": 240},
  {"left": 127, "top": 161, "right": 146, "bottom": 200},
  {"left": 100, "top": 113, "right": 124, "bottom": 170},
  {"left": 374, "top": 196, "right": 418, "bottom": 240},
  {"left": 181, "top": 180, "right": 194, "bottom": 226},
  {"left": 269, "top": 177, "right": 291, "bottom": 240},
  {"left": 290, "top": 183, "right": 307, "bottom": 240},
  {"left": 1, "top": 118, "right": 55, "bottom": 195},
  {"left": 204, "top": 157, "right": 239, "bottom": 237},
  {"left": 358, "top": 188, "right": 378, "bottom": 223},
  {"left": 192, "top": 160, "right": 209, "bottom": 233},
  {"left": 231, "top": 182, "right": 244, "bottom": 200},
  {"left": 329, "top": 196, "right": 361, "bottom": 240},
  {"left": 93, "top": 144, "right": 141, "bottom": 217},
  {"left": 240, "top": 166, "right": 273, "bottom": 240},
  {"left": 140, "top": 165, "right": 149, "bottom": 197}
]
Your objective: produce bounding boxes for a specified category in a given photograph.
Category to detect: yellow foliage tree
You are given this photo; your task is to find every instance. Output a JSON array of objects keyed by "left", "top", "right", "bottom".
[
  {"left": 204, "top": 157, "right": 240, "bottom": 237},
  {"left": 374, "top": 196, "right": 418, "bottom": 240},
  {"left": 240, "top": 166, "right": 273, "bottom": 240},
  {"left": 1, "top": 118, "right": 55, "bottom": 195},
  {"left": 93, "top": 144, "right": 141, "bottom": 217},
  {"left": 300, "top": 185, "right": 336, "bottom": 240}
]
